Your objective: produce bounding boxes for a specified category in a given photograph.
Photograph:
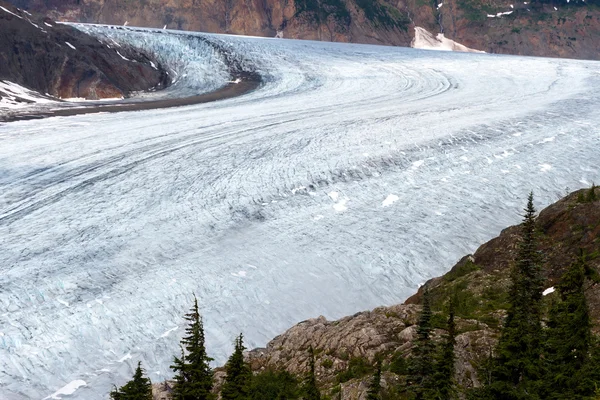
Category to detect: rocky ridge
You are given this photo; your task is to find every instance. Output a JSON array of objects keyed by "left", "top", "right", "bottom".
[
  {"left": 7, "top": 0, "right": 600, "bottom": 60},
  {"left": 0, "top": 0, "right": 169, "bottom": 101}
]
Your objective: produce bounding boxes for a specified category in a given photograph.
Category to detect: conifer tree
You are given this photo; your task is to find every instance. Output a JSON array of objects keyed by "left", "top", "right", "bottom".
[
  {"left": 408, "top": 288, "right": 435, "bottom": 399},
  {"left": 302, "top": 346, "right": 321, "bottom": 400},
  {"left": 110, "top": 361, "right": 153, "bottom": 400},
  {"left": 431, "top": 300, "right": 457, "bottom": 400},
  {"left": 366, "top": 359, "right": 382, "bottom": 400},
  {"left": 171, "top": 295, "right": 214, "bottom": 400},
  {"left": 222, "top": 333, "right": 252, "bottom": 400},
  {"left": 543, "top": 252, "right": 599, "bottom": 399},
  {"left": 489, "top": 192, "right": 544, "bottom": 399},
  {"left": 587, "top": 184, "right": 598, "bottom": 202}
]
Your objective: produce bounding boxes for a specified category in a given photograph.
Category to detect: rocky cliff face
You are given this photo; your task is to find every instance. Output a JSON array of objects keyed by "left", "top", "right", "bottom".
[
  {"left": 0, "top": 0, "right": 169, "bottom": 100},
  {"left": 7, "top": 0, "right": 600, "bottom": 60},
  {"left": 229, "top": 187, "right": 599, "bottom": 398}
]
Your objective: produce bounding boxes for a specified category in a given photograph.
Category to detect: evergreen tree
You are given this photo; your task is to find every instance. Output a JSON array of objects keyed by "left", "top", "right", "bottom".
[
  {"left": 587, "top": 184, "right": 598, "bottom": 202},
  {"left": 408, "top": 288, "right": 436, "bottom": 399},
  {"left": 430, "top": 300, "right": 457, "bottom": 400},
  {"left": 171, "top": 295, "right": 214, "bottom": 400},
  {"left": 222, "top": 333, "right": 252, "bottom": 400},
  {"left": 248, "top": 369, "right": 300, "bottom": 400},
  {"left": 543, "top": 253, "right": 599, "bottom": 399},
  {"left": 110, "top": 361, "right": 153, "bottom": 400},
  {"left": 489, "top": 192, "right": 544, "bottom": 399},
  {"left": 302, "top": 346, "right": 321, "bottom": 400},
  {"left": 366, "top": 359, "right": 382, "bottom": 400}
]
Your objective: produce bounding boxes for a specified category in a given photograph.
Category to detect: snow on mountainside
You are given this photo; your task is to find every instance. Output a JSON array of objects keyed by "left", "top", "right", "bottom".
[
  {"left": 411, "top": 26, "right": 485, "bottom": 53},
  {"left": 0, "top": 80, "right": 56, "bottom": 110},
  {"left": 1, "top": 26, "right": 599, "bottom": 399}
]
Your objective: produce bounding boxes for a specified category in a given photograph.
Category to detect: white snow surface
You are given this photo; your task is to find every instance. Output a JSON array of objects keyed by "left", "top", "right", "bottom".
[
  {"left": 411, "top": 27, "right": 485, "bottom": 53},
  {"left": 1, "top": 26, "right": 600, "bottom": 399},
  {"left": 43, "top": 380, "right": 86, "bottom": 400},
  {"left": 543, "top": 287, "right": 556, "bottom": 296},
  {"left": 0, "top": 80, "right": 56, "bottom": 110}
]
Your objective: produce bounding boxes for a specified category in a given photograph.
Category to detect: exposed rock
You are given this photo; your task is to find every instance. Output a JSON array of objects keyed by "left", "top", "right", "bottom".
[
  {"left": 0, "top": 0, "right": 169, "bottom": 100},
  {"left": 6, "top": 0, "right": 600, "bottom": 60}
]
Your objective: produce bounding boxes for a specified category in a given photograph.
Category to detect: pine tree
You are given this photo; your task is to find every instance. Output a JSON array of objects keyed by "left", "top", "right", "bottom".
[
  {"left": 431, "top": 300, "right": 457, "bottom": 400},
  {"left": 408, "top": 287, "right": 436, "bottom": 399},
  {"left": 302, "top": 346, "right": 321, "bottom": 400},
  {"left": 222, "top": 333, "right": 252, "bottom": 400},
  {"left": 110, "top": 361, "right": 153, "bottom": 400},
  {"left": 489, "top": 192, "right": 544, "bottom": 399},
  {"left": 543, "top": 253, "right": 599, "bottom": 399},
  {"left": 587, "top": 184, "right": 598, "bottom": 202},
  {"left": 171, "top": 295, "right": 214, "bottom": 400},
  {"left": 366, "top": 359, "right": 382, "bottom": 400}
]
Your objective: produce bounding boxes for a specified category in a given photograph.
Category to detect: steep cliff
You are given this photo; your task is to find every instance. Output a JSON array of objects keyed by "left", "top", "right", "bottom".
[
  {"left": 0, "top": 0, "right": 169, "bottom": 100},
  {"left": 6, "top": 0, "right": 600, "bottom": 59}
]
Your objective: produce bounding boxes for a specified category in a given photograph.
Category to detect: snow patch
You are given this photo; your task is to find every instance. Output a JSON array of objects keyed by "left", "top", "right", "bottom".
[
  {"left": 44, "top": 380, "right": 86, "bottom": 400},
  {"left": 57, "top": 298, "right": 69, "bottom": 307},
  {"left": 116, "top": 50, "right": 131, "bottom": 61},
  {"left": 412, "top": 160, "right": 425, "bottom": 169},
  {"left": 231, "top": 271, "right": 247, "bottom": 278},
  {"left": 159, "top": 327, "right": 178, "bottom": 338},
  {"left": 0, "top": 80, "right": 55, "bottom": 110},
  {"left": 382, "top": 194, "right": 399, "bottom": 207},
  {"left": 333, "top": 199, "right": 348, "bottom": 213},
  {"left": 0, "top": 5, "right": 23, "bottom": 19},
  {"left": 543, "top": 287, "right": 555, "bottom": 296},
  {"left": 328, "top": 191, "right": 340, "bottom": 202},
  {"left": 539, "top": 164, "right": 552, "bottom": 172},
  {"left": 411, "top": 27, "right": 485, "bottom": 53}
]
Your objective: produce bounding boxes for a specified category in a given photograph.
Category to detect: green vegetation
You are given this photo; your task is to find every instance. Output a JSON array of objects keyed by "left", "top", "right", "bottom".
[
  {"left": 170, "top": 295, "right": 215, "bottom": 400},
  {"left": 578, "top": 184, "right": 598, "bottom": 203},
  {"left": 222, "top": 334, "right": 252, "bottom": 400},
  {"left": 248, "top": 370, "right": 300, "bottom": 399},
  {"left": 430, "top": 301, "right": 458, "bottom": 399},
  {"left": 303, "top": 346, "right": 322, "bottom": 399},
  {"left": 354, "top": 0, "right": 411, "bottom": 30},
  {"left": 336, "top": 356, "right": 373, "bottom": 383},
  {"left": 366, "top": 359, "right": 382, "bottom": 400},
  {"left": 407, "top": 288, "right": 437, "bottom": 398},
  {"left": 110, "top": 361, "right": 153, "bottom": 400},
  {"left": 457, "top": 0, "right": 494, "bottom": 22},
  {"left": 295, "top": 0, "right": 351, "bottom": 27},
  {"left": 488, "top": 193, "right": 545, "bottom": 398}
]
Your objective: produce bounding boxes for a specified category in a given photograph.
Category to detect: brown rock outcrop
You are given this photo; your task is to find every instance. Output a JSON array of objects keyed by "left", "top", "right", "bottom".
[{"left": 7, "top": 0, "right": 600, "bottom": 60}]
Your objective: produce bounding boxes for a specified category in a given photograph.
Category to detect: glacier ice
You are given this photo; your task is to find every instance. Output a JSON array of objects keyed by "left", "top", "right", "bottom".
[{"left": 0, "top": 26, "right": 599, "bottom": 399}]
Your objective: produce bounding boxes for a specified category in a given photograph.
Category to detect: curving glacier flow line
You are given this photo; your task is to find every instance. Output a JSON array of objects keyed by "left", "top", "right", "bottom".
[{"left": 0, "top": 27, "right": 599, "bottom": 399}]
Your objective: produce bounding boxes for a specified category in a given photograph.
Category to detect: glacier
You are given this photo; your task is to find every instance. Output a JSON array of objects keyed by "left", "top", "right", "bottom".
[{"left": 0, "top": 26, "right": 599, "bottom": 399}]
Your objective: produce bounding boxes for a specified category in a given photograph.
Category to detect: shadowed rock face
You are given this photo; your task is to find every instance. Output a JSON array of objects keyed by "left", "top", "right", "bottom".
[
  {"left": 5, "top": 0, "right": 600, "bottom": 60},
  {"left": 0, "top": 0, "right": 170, "bottom": 99}
]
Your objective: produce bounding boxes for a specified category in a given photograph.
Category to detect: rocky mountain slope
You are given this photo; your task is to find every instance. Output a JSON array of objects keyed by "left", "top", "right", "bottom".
[
  {"left": 224, "top": 187, "right": 599, "bottom": 399},
  {"left": 6, "top": 0, "right": 600, "bottom": 60},
  {"left": 0, "top": 0, "right": 169, "bottom": 101}
]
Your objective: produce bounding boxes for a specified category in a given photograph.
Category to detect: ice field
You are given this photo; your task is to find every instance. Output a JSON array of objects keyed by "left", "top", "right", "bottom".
[{"left": 1, "top": 27, "right": 599, "bottom": 399}]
